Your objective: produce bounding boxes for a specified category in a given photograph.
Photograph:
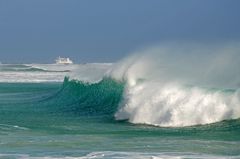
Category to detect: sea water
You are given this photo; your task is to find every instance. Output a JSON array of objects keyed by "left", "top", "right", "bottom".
[{"left": 0, "top": 46, "right": 240, "bottom": 158}]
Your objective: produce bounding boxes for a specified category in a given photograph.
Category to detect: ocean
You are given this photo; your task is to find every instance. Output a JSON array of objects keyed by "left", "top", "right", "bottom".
[{"left": 0, "top": 53, "right": 240, "bottom": 159}]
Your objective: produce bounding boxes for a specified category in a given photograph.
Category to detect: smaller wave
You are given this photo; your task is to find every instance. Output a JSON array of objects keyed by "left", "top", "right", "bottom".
[
  {"left": 24, "top": 67, "right": 71, "bottom": 72},
  {"left": 0, "top": 64, "right": 71, "bottom": 72},
  {"left": 0, "top": 64, "right": 31, "bottom": 71},
  {"left": 0, "top": 63, "right": 111, "bottom": 83},
  {"left": 0, "top": 152, "right": 239, "bottom": 159},
  {"left": 0, "top": 124, "right": 29, "bottom": 131}
]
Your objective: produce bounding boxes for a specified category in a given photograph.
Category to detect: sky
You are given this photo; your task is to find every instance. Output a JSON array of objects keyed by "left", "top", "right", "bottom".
[{"left": 0, "top": 0, "right": 240, "bottom": 63}]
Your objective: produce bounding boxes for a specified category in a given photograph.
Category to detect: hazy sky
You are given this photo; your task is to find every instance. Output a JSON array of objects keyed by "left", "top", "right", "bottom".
[{"left": 0, "top": 0, "right": 240, "bottom": 63}]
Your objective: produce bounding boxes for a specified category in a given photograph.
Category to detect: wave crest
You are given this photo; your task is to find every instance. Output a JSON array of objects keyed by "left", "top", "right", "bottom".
[
  {"left": 110, "top": 43, "right": 240, "bottom": 127},
  {"left": 115, "top": 82, "right": 240, "bottom": 127}
]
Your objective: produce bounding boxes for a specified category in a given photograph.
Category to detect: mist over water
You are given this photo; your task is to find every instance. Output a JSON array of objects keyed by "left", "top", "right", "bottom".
[
  {"left": 109, "top": 43, "right": 240, "bottom": 127},
  {"left": 110, "top": 43, "right": 240, "bottom": 88}
]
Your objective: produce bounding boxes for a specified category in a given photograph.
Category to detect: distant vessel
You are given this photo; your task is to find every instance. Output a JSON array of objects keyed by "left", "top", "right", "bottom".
[{"left": 55, "top": 57, "right": 73, "bottom": 64}]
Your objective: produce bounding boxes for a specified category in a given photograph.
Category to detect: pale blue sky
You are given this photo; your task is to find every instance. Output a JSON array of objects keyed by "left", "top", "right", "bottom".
[{"left": 0, "top": 0, "right": 240, "bottom": 63}]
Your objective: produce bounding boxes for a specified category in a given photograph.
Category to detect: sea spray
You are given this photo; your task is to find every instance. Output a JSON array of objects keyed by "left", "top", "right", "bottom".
[
  {"left": 115, "top": 82, "right": 240, "bottom": 127},
  {"left": 109, "top": 43, "right": 240, "bottom": 127}
]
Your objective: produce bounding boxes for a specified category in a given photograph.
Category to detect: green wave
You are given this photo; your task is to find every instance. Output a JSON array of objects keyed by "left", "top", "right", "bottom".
[{"left": 40, "top": 77, "right": 125, "bottom": 117}]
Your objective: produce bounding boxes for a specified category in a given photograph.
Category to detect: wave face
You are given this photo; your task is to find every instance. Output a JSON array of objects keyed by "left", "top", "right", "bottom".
[
  {"left": 109, "top": 43, "right": 240, "bottom": 127},
  {"left": 48, "top": 77, "right": 124, "bottom": 116}
]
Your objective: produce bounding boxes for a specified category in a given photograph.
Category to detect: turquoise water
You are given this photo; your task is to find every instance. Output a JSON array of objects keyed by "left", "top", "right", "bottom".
[{"left": 0, "top": 79, "right": 240, "bottom": 158}]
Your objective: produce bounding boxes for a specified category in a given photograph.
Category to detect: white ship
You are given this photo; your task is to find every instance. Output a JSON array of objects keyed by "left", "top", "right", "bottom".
[{"left": 55, "top": 57, "right": 73, "bottom": 64}]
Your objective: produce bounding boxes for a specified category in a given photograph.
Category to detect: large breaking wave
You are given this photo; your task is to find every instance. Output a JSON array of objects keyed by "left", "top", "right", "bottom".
[
  {"left": 109, "top": 43, "right": 240, "bottom": 127},
  {"left": 1, "top": 43, "right": 240, "bottom": 127},
  {"left": 55, "top": 77, "right": 240, "bottom": 127}
]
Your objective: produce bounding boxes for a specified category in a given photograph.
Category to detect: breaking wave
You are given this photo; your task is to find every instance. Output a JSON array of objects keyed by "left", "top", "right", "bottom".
[
  {"left": 108, "top": 43, "right": 240, "bottom": 127},
  {"left": 1, "top": 43, "right": 240, "bottom": 127},
  {"left": 42, "top": 75, "right": 240, "bottom": 127}
]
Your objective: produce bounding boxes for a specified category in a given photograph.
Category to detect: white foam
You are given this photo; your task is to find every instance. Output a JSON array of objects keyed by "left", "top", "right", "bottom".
[
  {"left": 0, "top": 152, "right": 238, "bottom": 159},
  {"left": 0, "top": 63, "right": 111, "bottom": 83},
  {"left": 115, "top": 82, "right": 240, "bottom": 127},
  {"left": 110, "top": 43, "right": 240, "bottom": 127}
]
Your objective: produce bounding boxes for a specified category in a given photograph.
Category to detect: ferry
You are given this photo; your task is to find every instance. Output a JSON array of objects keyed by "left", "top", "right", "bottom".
[{"left": 55, "top": 57, "right": 73, "bottom": 64}]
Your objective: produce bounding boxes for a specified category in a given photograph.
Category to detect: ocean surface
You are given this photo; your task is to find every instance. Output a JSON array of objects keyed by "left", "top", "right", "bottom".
[{"left": 0, "top": 59, "right": 240, "bottom": 158}]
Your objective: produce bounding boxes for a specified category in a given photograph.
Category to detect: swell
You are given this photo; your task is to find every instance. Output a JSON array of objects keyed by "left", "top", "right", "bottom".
[
  {"left": 0, "top": 64, "right": 70, "bottom": 72},
  {"left": 39, "top": 77, "right": 125, "bottom": 117}
]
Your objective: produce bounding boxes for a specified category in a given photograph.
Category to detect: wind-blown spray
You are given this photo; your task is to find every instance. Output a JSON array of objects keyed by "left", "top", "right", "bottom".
[{"left": 109, "top": 43, "right": 240, "bottom": 127}]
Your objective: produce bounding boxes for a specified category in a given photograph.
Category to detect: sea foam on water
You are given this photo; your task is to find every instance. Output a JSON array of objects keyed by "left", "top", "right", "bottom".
[{"left": 110, "top": 43, "right": 240, "bottom": 127}]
